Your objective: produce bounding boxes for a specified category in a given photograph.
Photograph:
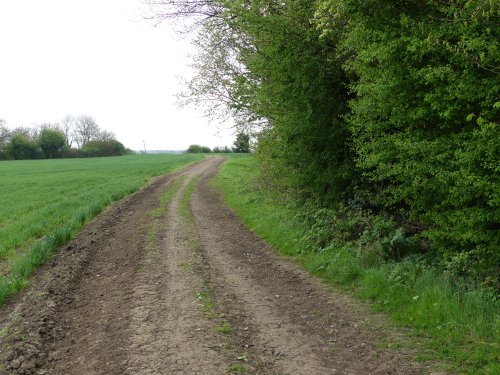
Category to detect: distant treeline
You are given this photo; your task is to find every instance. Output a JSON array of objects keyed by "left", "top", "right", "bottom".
[
  {"left": 185, "top": 145, "right": 231, "bottom": 153},
  {"left": 185, "top": 132, "right": 251, "bottom": 154},
  {"left": 0, "top": 115, "right": 131, "bottom": 160},
  {"left": 154, "top": 1, "right": 499, "bottom": 284}
]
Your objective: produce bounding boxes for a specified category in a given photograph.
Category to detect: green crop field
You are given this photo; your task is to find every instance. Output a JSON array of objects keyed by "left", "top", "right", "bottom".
[{"left": 0, "top": 154, "right": 203, "bottom": 303}]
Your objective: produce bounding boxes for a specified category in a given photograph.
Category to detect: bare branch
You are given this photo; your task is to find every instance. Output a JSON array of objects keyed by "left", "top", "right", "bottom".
[
  {"left": 73, "top": 115, "right": 101, "bottom": 148},
  {"left": 142, "top": 0, "right": 224, "bottom": 31}
]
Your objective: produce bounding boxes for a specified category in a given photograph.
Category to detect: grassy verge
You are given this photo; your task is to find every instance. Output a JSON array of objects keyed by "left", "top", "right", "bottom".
[
  {"left": 212, "top": 155, "right": 499, "bottom": 375},
  {"left": 0, "top": 154, "right": 203, "bottom": 305}
]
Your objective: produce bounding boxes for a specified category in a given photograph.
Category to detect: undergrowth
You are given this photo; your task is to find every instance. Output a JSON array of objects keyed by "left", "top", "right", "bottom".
[{"left": 213, "top": 155, "right": 499, "bottom": 375}]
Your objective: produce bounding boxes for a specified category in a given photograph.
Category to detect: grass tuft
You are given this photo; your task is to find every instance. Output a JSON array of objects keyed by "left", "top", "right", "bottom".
[{"left": 216, "top": 321, "right": 233, "bottom": 334}]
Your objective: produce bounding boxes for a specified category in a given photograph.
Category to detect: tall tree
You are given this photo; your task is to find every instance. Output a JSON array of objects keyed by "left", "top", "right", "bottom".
[
  {"left": 0, "top": 120, "right": 10, "bottom": 159},
  {"left": 143, "top": 0, "right": 223, "bottom": 30},
  {"left": 232, "top": 132, "right": 250, "bottom": 153},
  {"left": 38, "top": 128, "right": 66, "bottom": 158},
  {"left": 74, "top": 115, "right": 100, "bottom": 148},
  {"left": 227, "top": 0, "right": 355, "bottom": 198},
  {"left": 10, "top": 126, "right": 38, "bottom": 141},
  {"left": 178, "top": 19, "right": 263, "bottom": 129},
  {"left": 151, "top": 0, "right": 355, "bottom": 198},
  {"left": 96, "top": 130, "right": 117, "bottom": 142},
  {"left": 61, "top": 115, "right": 77, "bottom": 148},
  {"left": 0, "top": 120, "right": 9, "bottom": 146}
]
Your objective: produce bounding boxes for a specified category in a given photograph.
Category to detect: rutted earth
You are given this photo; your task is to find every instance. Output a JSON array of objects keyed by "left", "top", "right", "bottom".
[{"left": 0, "top": 157, "right": 444, "bottom": 375}]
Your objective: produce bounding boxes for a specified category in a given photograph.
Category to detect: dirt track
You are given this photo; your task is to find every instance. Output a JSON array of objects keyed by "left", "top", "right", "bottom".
[{"left": 0, "top": 157, "right": 441, "bottom": 374}]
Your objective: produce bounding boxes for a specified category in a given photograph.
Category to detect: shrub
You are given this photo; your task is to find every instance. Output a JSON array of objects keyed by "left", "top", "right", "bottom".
[
  {"left": 81, "top": 140, "right": 127, "bottom": 157},
  {"left": 185, "top": 144, "right": 211, "bottom": 153},
  {"left": 6, "top": 134, "right": 44, "bottom": 160},
  {"left": 317, "top": 0, "right": 500, "bottom": 282},
  {"left": 38, "top": 128, "right": 66, "bottom": 158}
]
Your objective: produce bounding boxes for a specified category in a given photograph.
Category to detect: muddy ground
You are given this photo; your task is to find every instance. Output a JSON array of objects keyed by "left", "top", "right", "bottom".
[{"left": 0, "top": 157, "right": 445, "bottom": 375}]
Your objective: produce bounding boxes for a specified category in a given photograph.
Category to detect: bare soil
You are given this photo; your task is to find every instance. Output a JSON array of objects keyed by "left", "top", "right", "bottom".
[{"left": 0, "top": 157, "right": 444, "bottom": 375}]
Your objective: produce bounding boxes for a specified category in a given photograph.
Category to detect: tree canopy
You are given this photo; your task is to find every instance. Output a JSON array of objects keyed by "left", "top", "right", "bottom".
[
  {"left": 233, "top": 132, "right": 250, "bottom": 153},
  {"left": 39, "top": 128, "right": 66, "bottom": 159}
]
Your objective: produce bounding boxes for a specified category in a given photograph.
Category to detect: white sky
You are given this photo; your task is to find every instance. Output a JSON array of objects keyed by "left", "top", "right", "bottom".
[{"left": 0, "top": 0, "right": 235, "bottom": 151}]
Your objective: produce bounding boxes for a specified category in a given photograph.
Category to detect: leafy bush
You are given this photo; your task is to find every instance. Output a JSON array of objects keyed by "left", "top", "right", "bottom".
[
  {"left": 315, "top": 0, "right": 500, "bottom": 282},
  {"left": 6, "top": 134, "right": 44, "bottom": 160},
  {"left": 232, "top": 132, "right": 250, "bottom": 153},
  {"left": 234, "top": 0, "right": 357, "bottom": 202},
  {"left": 38, "top": 128, "right": 66, "bottom": 158},
  {"left": 185, "top": 144, "right": 211, "bottom": 153},
  {"left": 297, "top": 201, "right": 418, "bottom": 265},
  {"left": 81, "top": 140, "right": 127, "bottom": 157}
]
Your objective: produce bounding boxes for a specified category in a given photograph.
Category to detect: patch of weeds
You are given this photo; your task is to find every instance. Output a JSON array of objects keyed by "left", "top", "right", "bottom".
[
  {"left": 216, "top": 321, "right": 233, "bottom": 334},
  {"left": 145, "top": 207, "right": 163, "bottom": 219},
  {"left": 0, "top": 325, "right": 10, "bottom": 338},
  {"left": 195, "top": 289, "right": 228, "bottom": 322},
  {"left": 195, "top": 290, "right": 214, "bottom": 313},
  {"left": 206, "top": 310, "right": 217, "bottom": 319},
  {"left": 227, "top": 363, "right": 246, "bottom": 373},
  {"left": 144, "top": 218, "right": 161, "bottom": 254}
]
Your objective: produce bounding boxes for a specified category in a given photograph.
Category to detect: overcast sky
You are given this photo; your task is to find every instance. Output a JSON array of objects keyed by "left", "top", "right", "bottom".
[{"left": 0, "top": 0, "right": 235, "bottom": 151}]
